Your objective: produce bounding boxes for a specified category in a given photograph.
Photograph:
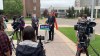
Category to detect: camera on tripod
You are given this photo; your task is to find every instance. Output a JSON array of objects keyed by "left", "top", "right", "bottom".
[
  {"left": 74, "top": 21, "right": 96, "bottom": 55},
  {"left": 12, "top": 16, "right": 23, "bottom": 31},
  {"left": 37, "top": 35, "right": 45, "bottom": 40}
]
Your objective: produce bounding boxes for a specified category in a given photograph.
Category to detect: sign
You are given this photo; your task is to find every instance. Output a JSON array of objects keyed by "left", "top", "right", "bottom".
[
  {"left": 40, "top": 25, "right": 50, "bottom": 30},
  {"left": 0, "top": 0, "right": 3, "bottom": 10}
]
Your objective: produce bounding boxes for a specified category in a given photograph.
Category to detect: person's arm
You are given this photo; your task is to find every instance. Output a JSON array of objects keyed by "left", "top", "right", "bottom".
[
  {"left": 45, "top": 18, "right": 49, "bottom": 24},
  {"left": 5, "top": 51, "right": 11, "bottom": 56},
  {"left": 31, "top": 18, "right": 34, "bottom": 23},
  {"left": 0, "top": 32, "right": 12, "bottom": 56},
  {"left": 50, "top": 16, "right": 55, "bottom": 26},
  {"left": 37, "top": 18, "right": 39, "bottom": 27}
]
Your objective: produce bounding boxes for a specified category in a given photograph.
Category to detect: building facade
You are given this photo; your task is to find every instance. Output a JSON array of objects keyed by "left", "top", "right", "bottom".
[
  {"left": 75, "top": 0, "right": 80, "bottom": 7},
  {"left": 97, "top": 0, "right": 100, "bottom": 6},
  {"left": 75, "top": 0, "right": 100, "bottom": 18},
  {"left": 75, "top": 0, "right": 99, "bottom": 7},
  {"left": 22, "top": 0, "right": 40, "bottom": 17}
]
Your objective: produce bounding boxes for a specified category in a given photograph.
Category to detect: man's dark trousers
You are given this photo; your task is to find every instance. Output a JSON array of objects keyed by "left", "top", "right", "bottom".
[
  {"left": 49, "top": 25, "right": 54, "bottom": 41},
  {"left": 34, "top": 27, "right": 38, "bottom": 36}
]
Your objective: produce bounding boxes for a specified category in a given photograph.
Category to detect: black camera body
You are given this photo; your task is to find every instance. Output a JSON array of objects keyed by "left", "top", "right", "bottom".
[
  {"left": 74, "top": 21, "right": 96, "bottom": 36},
  {"left": 37, "top": 35, "right": 45, "bottom": 40},
  {"left": 12, "top": 21, "right": 20, "bottom": 31}
]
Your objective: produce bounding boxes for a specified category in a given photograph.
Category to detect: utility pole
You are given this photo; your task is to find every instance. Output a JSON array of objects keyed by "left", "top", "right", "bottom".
[
  {"left": 91, "top": 0, "right": 95, "bottom": 20},
  {"left": 0, "top": 0, "right": 3, "bottom": 10}
]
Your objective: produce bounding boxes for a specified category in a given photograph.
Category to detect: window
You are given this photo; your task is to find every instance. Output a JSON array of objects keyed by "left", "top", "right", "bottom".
[
  {"left": 34, "top": 6, "right": 36, "bottom": 10},
  {"left": 58, "top": 10, "right": 65, "bottom": 12},
  {"left": 33, "top": 0, "right": 36, "bottom": 3}
]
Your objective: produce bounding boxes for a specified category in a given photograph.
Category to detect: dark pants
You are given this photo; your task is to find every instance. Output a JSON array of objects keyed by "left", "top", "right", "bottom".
[
  {"left": 49, "top": 26, "right": 54, "bottom": 41},
  {"left": 76, "top": 48, "right": 89, "bottom": 56},
  {"left": 19, "top": 27, "right": 24, "bottom": 41},
  {"left": 15, "top": 31, "right": 19, "bottom": 44},
  {"left": 34, "top": 27, "right": 38, "bottom": 36}
]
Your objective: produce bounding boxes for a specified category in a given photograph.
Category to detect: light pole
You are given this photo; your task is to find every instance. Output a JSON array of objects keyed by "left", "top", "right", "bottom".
[{"left": 91, "top": 0, "right": 95, "bottom": 20}]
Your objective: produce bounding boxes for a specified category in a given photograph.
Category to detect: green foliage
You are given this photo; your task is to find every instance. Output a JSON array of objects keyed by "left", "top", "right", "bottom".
[
  {"left": 67, "top": 7, "right": 75, "bottom": 18},
  {"left": 59, "top": 27, "right": 77, "bottom": 43},
  {"left": 3, "top": 0, "right": 23, "bottom": 17},
  {"left": 79, "top": 7, "right": 91, "bottom": 17},
  {"left": 43, "top": 9, "right": 48, "bottom": 18},
  {"left": 79, "top": 8, "right": 84, "bottom": 16}
]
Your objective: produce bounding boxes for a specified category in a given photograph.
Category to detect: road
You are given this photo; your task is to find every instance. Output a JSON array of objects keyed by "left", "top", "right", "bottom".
[{"left": 56, "top": 18, "right": 100, "bottom": 34}]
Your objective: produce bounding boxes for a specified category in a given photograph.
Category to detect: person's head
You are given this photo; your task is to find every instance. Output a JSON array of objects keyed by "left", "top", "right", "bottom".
[
  {"left": 32, "top": 13, "right": 36, "bottom": 18},
  {"left": 13, "top": 15, "right": 17, "bottom": 21},
  {"left": 81, "top": 14, "right": 87, "bottom": 19},
  {"left": 49, "top": 12, "right": 52, "bottom": 17},
  {"left": 23, "top": 26, "right": 35, "bottom": 41}
]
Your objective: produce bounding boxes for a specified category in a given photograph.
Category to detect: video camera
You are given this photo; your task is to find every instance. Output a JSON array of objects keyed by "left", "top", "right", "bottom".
[
  {"left": 12, "top": 21, "right": 20, "bottom": 31},
  {"left": 12, "top": 17, "right": 23, "bottom": 31},
  {"left": 74, "top": 21, "right": 96, "bottom": 36},
  {"left": 37, "top": 35, "right": 45, "bottom": 40}
]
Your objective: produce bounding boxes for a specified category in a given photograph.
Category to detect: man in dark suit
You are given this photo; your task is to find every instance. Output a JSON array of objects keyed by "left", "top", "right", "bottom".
[
  {"left": 46, "top": 13, "right": 55, "bottom": 41},
  {"left": 31, "top": 14, "right": 39, "bottom": 36}
]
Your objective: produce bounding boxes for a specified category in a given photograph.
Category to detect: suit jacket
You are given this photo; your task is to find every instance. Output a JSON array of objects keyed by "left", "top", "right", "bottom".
[
  {"left": 32, "top": 17, "right": 39, "bottom": 28},
  {"left": 46, "top": 16, "right": 55, "bottom": 27}
]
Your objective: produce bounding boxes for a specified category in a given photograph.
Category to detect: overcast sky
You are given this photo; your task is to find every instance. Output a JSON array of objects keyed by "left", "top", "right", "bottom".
[{"left": 41, "top": 0, "right": 75, "bottom": 8}]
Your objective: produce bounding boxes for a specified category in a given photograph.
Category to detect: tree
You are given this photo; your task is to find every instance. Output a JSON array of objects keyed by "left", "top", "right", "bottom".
[
  {"left": 71, "top": 7, "right": 75, "bottom": 18},
  {"left": 0, "top": 10, "right": 4, "bottom": 15},
  {"left": 84, "top": 7, "right": 91, "bottom": 16},
  {"left": 3, "top": 0, "right": 23, "bottom": 17},
  {"left": 79, "top": 8, "right": 84, "bottom": 17},
  {"left": 43, "top": 9, "right": 48, "bottom": 17},
  {"left": 79, "top": 7, "right": 91, "bottom": 17},
  {"left": 67, "top": 7, "right": 75, "bottom": 18}
]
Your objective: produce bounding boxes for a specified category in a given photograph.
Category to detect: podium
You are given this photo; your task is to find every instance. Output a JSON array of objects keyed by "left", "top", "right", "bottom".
[{"left": 40, "top": 25, "right": 50, "bottom": 42}]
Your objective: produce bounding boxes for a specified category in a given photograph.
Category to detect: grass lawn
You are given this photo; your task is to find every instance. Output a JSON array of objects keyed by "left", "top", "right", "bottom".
[
  {"left": 59, "top": 27, "right": 100, "bottom": 56},
  {"left": 7, "top": 31, "right": 20, "bottom": 40}
]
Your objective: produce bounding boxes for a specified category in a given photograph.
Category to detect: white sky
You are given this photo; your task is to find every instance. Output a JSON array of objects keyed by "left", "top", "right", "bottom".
[
  {"left": 0, "top": 0, "right": 3, "bottom": 10},
  {"left": 41, "top": 0, "right": 75, "bottom": 8}
]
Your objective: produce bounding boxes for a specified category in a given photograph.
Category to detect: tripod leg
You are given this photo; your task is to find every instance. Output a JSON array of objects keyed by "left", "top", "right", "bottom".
[
  {"left": 85, "top": 49, "right": 89, "bottom": 56},
  {"left": 19, "top": 29, "right": 22, "bottom": 42},
  {"left": 76, "top": 50, "right": 81, "bottom": 56},
  {"left": 16, "top": 31, "right": 20, "bottom": 44}
]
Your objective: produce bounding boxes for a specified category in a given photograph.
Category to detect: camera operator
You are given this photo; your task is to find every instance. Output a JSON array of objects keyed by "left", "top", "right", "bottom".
[
  {"left": 18, "top": 16, "right": 25, "bottom": 41},
  {"left": 0, "top": 15, "right": 12, "bottom": 56},
  {"left": 16, "top": 26, "right": 45, "bottom": 56},
  {"left": 76, "top": 14, "right": 89, "bottom": 56},
  {"left": 11, "top": 15, "right": 20, "bottom": 44}
]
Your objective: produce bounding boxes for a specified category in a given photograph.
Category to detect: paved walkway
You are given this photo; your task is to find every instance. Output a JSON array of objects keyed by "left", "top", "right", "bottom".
[{"left": 40, "top": 30, "right": 75, "bottom": 56}]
